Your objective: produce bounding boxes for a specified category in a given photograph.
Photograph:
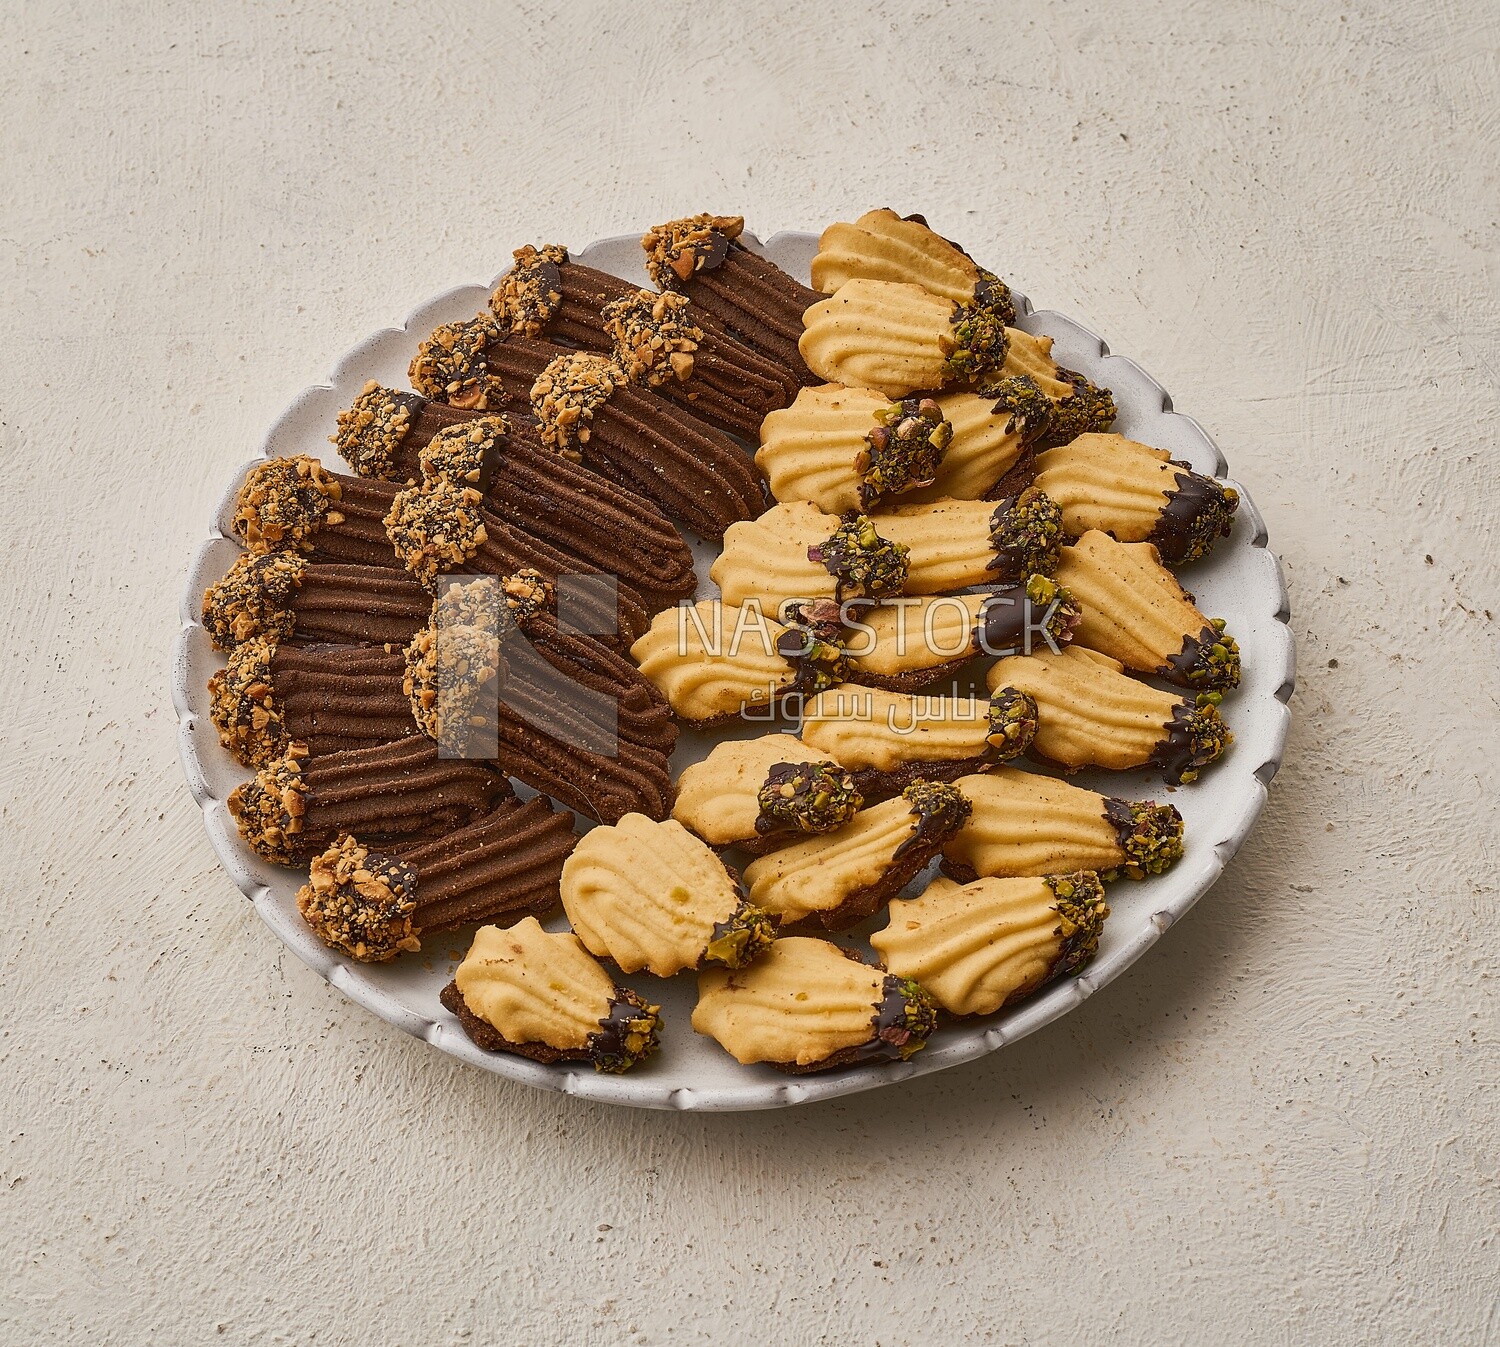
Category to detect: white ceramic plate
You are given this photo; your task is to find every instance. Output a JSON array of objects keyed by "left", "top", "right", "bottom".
[{"left": 171, "top": 230, "right": 1294, "bottom": 1111}]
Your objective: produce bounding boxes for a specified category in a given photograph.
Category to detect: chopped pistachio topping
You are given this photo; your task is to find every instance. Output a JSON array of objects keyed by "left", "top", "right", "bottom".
[
  {"left": 418, "top": 415, "right": 509, "bottom": 487},
  {"left": 403, "top": 622, "right": 503, "bottom": 753},
  {"left": 977, "top": 373, "right": 1055, "bottom": 445},
  {"left": 233, "top": 455, "right": 343, "bottom": 553},
  {"left": 1157, "top": 472, "right": 1241, "bottom": 564},
  {"left": 227, "top": 743, "right": 310, "bottom": 864},
  {"left": 1043, "top": 872, "right": 1109, "bottom": 975},
  {"left": 985, "top": 686, "right": 1039, "bottom": 761},
  {"left": 1038, "top": 368, "right": 1116, "bottom": 448},
  {"left": 901, "top": 779, "right": 973, "bottom": 842},
  {"left": 641, "top": 213, "right": 744, "bottom": 288},
  {"left": 1170, "top": 617, "right": 1242, "bottom": 692},
  {"left": 409, "top": 315, "right": 503, "bottom": 410},
  {"left": 858, "top": 396, "right": 952, "bottom": 508},
  {"left": 530, "top": 352, "right": 624, "bottom": 459},
  {"left": 297, "top": 835, "right": 421, "bottom": 962},
  {"left": 1025, "top": 572, "right": 1083, "bottom": 648},
  {"left": 601, "top": 288, "right": 703, "bottom": 388},
  {"left": 775, "top": 610, "right": 853, "bottom": 697},
  {"left": 1103, "top": 799, "right": 1185, "bottom": 880},
  {"left": 704, "top": 899, "right": 777, "bottom": 969},
  {"left": 755, "top": 760, "right": 863, "bottom": 836},
  {"left": 940, "top": 300, "right": 1009, "bottom": 384},
  {"left": 588, "top": 988, "right": 663, "bottom": 1073},
  {"left": 808, "top": 512, "right": 910, "bottom": 600},
  {"left": 384, "top": 480, "right": 487, "bottom": 588},
  {"left": 989, "top": 486, "right": 1064, "bottom": 580},
  {"left": 332, "top": 381, "right": 415, "bottom": 480},
  {"left": 489, "top": 243, "right": 567, "bottom": 338},
  {"left": 1167, "top": 697, "right": 1234, "bottom": 785},
  {"left": 208, "top": 635, "right": 288, "bottom": 767},
  {"left": 201, "top": 551, "right": 307, "bottom": 651},
  {"left": 873, "top": 974, "right": 939, "bottom": 1061},
  {"left": 972, "top": 270, "right": 1017, "bottom": 326}
]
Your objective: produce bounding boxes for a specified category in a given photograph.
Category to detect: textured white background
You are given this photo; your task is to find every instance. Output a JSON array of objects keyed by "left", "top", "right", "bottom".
[{"left": 2, "top": 1, "right": 1497, "bottom": 1343}]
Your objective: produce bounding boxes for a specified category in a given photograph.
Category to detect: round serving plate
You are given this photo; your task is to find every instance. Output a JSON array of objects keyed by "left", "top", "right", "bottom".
[{"left": 171, "top": 230, "right": 1294, "bottom": 1111}]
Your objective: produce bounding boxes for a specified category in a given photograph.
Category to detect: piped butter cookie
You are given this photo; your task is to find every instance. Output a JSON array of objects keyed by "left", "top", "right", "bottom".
[
  {"left": 641, "top": 213, "right": 819, "bottom": 385},
  {"left": 673, "top": 734, "right": 862, "bottom": 849},
  {"left": 986, "top": 645, "right": 1232, "bottom": 784},
  {"left": 871, "top": 488, "right": 1064, "bottom": 589},
  {"left": 940, "top": 769, "right": 1184, "bottom": 883},
  {"left": 630, "top": 599, "right": 851, "bottom": 728},
  {"left": 294, "top": 795, "right": 578, "bottom": 962},
  {"left": 560, "top": 815, "right": 775, "bottom": 977},
  {"left": 799, "top": 683, "right": 1038, "bottom": 800},
  {"left": 902, "top": 379, "right": 1055, "bottom": 502},
  {"left": 692, "top": 937, "right": 937, "bottom": 1072},
  {"left": 871, "top": 872, "right": 1108, "bottom": 1018},
  {"left": 845, "top": 576, "right": 1081, "bottom": 692},
  {"left": 1053, "top": 530, "right": 1242, "bottom": 691},
  {"left": 741, "top": 781, "right": 973, "bottom": 931},
  {"left": 441, "top": 918, "right": 662, "bottom": 1073},
  {"left": 986, "top": 329, "right": 1115, "bottom": 449},
  {"left": 800, "top": 278, "right": 1009, "bottom": 397},
  {"left": 1030, "top": 433, "right": 1239, "bottom": 564},
  {"left": 755, "top": 385, "right": 954, "bottom": 514},
  {"left": 811, "top": 209, "right": 1016, "bottom": 322}
]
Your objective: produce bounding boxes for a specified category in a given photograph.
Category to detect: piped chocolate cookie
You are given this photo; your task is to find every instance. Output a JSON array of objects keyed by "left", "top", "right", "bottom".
[
  {"left": 201, "top": 553, "right": 431, "bottom": 652},
  {"left": 1053, "top": 530, "right": 1242, "bottom": 691},
  {"left": 335, "top": 396, "right": 697, "bottom": 607},
  {"left": 799, "top": 683, "right": 1038, "bottom": 801},
  {"left": 811, "top": 208, "right": 1017, "bottom": 323},
  {"left": 294, "top": 795, "right": 579, "bottom": 962},
  {"left": 741, "top": 780, "right": 973, "bottom": 931},
  {"left": 985, "top": 329, "right": 1115, "bottom": 449},
  {"left": 630, "top": 599, "right": 851, "bottom": 728},
  {"left": 940, "top": 768, "right": 1184, "bottom": 883},
  {"left": 844, "top": 576, "right": 1081, "bottom": 692},
  {"left": 672, "top": 734, "right": 862, "bottom": 850},
  {"left": 560, "top": 814, "right": 776, "bottom": 977},
  {"left": 441, "top": 918, "right": 662, "bottom": 1073},
  {"left": 227, "top": 736, "right": 510, "bottom": 865},
  {"left": 693, "top": 937, "right": 937, "bottom": 1073},
  {"left": 1030, "top": 433, "right": 1239, "bottom": 564},
  {"left": 871, "top": 872, "right": 1108, "bottom": 1018},
  {"left": 799, "top": 278, "right": 1010, "bottom": 397},
  {"left": 987, "top": 645, "right": 1232, "bottom": 785},
  {"left": 756, "top": 386, "right": 954, "bottom": 514},
  {"left": 408, "top": 317, "right": 766, "bottom": 540},
  {"left": 641, "top": 213, "right": 819, "bottom": 385}
]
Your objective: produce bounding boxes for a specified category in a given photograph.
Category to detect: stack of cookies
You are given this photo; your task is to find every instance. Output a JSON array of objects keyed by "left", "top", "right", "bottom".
[{"left": 202, "top": 210, "right": 1244, "bottom": 1078}]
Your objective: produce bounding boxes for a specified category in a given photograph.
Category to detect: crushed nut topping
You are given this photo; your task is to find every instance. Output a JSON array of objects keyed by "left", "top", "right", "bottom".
[
  {"left": 202, "top": 551, "right": 307, "bottom": 650},
  {"left": 858, "top": 397, "right": 952, "bottom": 508},
  {"left": 1043, "top": 872, "right": 1109, "bottom": 973},
  {"left": 227, "top": 742, "right": 310, "bottom": 864},
  {"left": 988, "top": 485, "right": 1064, "bottom": 579},
  {"left": 703, "top": 900, "right": 777, "bottom": 970},
  {"left": 807, "top": 512, "right": 910, "bottom": 600},
  {"left": 208, "top": 635, "right": 288, "bottom": 766},
  {"left": 298, "top": 835, "right": 422, "bottom": 962},
  {"left": 601, "top": 288, "right": 703, "bottom": 388},
  {"left": 641, "top": 213, "right": 745, "bottom": 288},
  {"left": 755, "top": 760, "right": 863, "bottom": 836},
  {"left": 530, "top": 352, "right": 624, "bottom": 458},
  {"left": 940, "top": 300, "right": 1010, "bottom": 384},
  {"left": 489, "top": 243, "right": 567, "bottom": 338},
  {"left": 332, "top": 381, "right": 417, "bottom": 479},
  {"left": 418, "top": 416, "right": 509, "bottom": 488},
  {"left": 403, "top": 622, "right": 503, "bottom": 753},
  {"left": 976, "top": 373, "right": 1054, "bottom": 445},
  {"left": 384, "top": 480, "right": 487, "bottom": 588},
  {"left": 985, "top": 686, "right": 1039, "bottom": 760},
  {"left": 409, "top": 315, "right": 503, "bottom": 409},
  {"left": 233, "top": 455, "right": 343, "bottom": 553},
  {"left": 1102, "top": 798, "right": 1185, "bottom": 879}
]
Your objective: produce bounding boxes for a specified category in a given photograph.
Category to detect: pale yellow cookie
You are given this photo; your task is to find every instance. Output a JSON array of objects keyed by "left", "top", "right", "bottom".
[
  {"left": 811, "top": 209, "right": 993, "bottom": 305},
  {"left": 941, "top": 769, "right": 1183, "bottom": 881},
  {"left": 742, "top": 781, "right": 971, "bottom": 929},
  {"left": 1054, "top": 530, "right": 1241, "bottom": 690},
  {"left": 561, "top": 815, "right": 771, "bottom": 976},
  {"left": 871, "top": 872, "right": 1108, "bottom": 1017},
  {"left": 800, "top": 278, "right": 1008, "bottom": 396},
  {"left": 693, "top": 936, "right": 937, "bottom": 1070},
  {"left": 1000, "top": 328, "right": 1074, "bottom": 400},
  {"left": 986, "top": 645, "right": 1231, "bottom": 783},
  {"left": 903, "top": 389, "right": 1031, "bottom": 501},
  {"left": 870, "top": 497, "right": 1017, "bottom": 591}
]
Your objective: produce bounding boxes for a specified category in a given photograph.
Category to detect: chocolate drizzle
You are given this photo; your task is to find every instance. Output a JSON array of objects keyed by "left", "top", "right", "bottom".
[
  {"left": 587, "top": 989, "right": 664, "bottom": 1073},
  {"left": 1149, "top": 466, "right": 1240, "bottom": 565},
  {"left": 975, "top": 575, "right": 1081, "bottom": 658},
  {"left": 1163, "top": 618, "right": 1242, "bottom": 691},
  {"left": 867, "top": 973, "right": 939, "bottom": 1062},
  {"left": 893, "top": 780, "right": 973, "bottom": 861},
  {"left": 1150, "top": 696, "right": 1233, "bottom": 785}
]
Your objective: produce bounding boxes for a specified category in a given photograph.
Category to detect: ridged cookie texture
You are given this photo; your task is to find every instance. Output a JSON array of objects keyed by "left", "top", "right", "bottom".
[
  {"left": 742, "top": 781, "right": 972, "bottom": 930},
  {"left": 871, "top": 496, "right": 1053, "bottom": 591},
  {"left": 987, "top": 645, "right": 1231, "bottom": 784},
  {"left": 800, "top": 278, "right": 1008, "bottom": 396},
  {"left": 630, "top": 600, "right": 850, "bottom": 726},
  {"left": 940, "top": 769, "right": 1184, "bottom": 882},
  {"left": 560, "top": 815, "right": 772, "bottom": 977},
  {"left": 711, "top": 502, "right": 910, "bottom": 611},
  {"left": 756, "top": 385, "right": 953, "bottom": 514},
  {"left": 1031, "top": 434, "right": 1239, "bottom": 564},
  {"left": 1055, "top": 530, "right": 1242, "bottom": 691},
  {"left": 871, "top": 872, "right": 1108, "bottom": 1017},
  {"left": 693, "top": 937, "right": 937, "bottom": 1071},
  {"left": 444, "top": 918, "right": 661, "bottom": 1072},
  {"left": 902, "top": 385, "right": 1047, "bottom": 502},
  {"left": 673, "top": 734, "right": 861, "bottom": 848}
]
